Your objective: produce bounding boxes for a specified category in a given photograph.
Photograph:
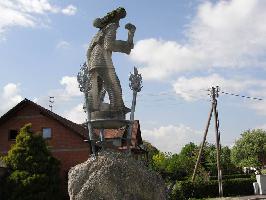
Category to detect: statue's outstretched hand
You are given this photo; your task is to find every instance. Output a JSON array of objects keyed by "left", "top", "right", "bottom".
[{"left": 125, "top": 23, "right": 136, "bottom": 33}]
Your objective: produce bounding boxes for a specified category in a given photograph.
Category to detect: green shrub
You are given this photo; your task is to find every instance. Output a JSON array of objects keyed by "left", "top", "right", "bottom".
[
  {"left": 223, "top": 178, "right": 255, "bottom": 196},
  {"left": 1, "top": 124, "right": 62, "bottom": 200},
  {"left": 170, "top": 178, "right": 255, "bottom": 199}
]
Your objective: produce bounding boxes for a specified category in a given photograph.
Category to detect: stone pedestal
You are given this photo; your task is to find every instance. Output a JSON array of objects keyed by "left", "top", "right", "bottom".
[
  {"left": 68, "top": 151, "right": 166, "bottom": 200},
  {"left": 256, "top": 175, "right": 266, "bottom": 194}
]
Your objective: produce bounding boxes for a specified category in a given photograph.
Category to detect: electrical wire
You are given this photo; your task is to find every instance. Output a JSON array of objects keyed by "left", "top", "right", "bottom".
[{"left": 220, "top": 91, "right": 263, "bottom": 101}]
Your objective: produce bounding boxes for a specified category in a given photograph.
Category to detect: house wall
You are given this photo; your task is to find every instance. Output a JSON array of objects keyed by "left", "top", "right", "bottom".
[{"left": 0, "top": 104, "right": 90, "bottom": 182}]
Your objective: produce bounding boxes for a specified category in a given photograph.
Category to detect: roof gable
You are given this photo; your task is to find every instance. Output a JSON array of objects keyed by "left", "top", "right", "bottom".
[{"left": 0, "top": 99, "right": 87, "bottom": 139}]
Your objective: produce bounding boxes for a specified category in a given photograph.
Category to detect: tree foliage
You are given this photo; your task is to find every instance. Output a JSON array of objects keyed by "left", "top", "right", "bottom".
[
  {"left": 149, "top": 141, "right": 238, "bottom": 182},
  {"left": 2, "top": 124, "right": 61, "bottom": 200},
  {"left": 231, "top": 129, "right": 266, "bottom": 168},
  {"left": 151, "top": 142, "right": 208, "bottom": 181},
  {"left": 200, "top": 143, "right": 238, "bottom": 176}
]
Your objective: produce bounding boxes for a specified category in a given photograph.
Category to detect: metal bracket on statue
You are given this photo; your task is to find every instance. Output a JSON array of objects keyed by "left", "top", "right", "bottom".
[{"left": 90, "top": 119, "right": 131, "bottom": 129}]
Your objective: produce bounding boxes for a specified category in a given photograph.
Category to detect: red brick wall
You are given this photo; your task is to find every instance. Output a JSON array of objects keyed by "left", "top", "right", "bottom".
[{"left": 0, "top": 103, "right": 90, "bottom": 181}]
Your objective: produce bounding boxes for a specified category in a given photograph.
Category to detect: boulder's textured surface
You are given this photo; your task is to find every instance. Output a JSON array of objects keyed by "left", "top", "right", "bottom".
[{"left": 68, "top": 151, "right": 166, "bottom": 200}]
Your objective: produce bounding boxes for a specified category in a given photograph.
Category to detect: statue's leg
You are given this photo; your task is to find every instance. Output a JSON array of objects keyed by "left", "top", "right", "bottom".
[
  {"left": 97, "top": 75, "right": 104, "bottom": 103},
  {"left": 89, "top": 70, "right": 103, "bottom": 111},
  {"left": 97, "top": 68, "right": 125, "bottom": 111}
]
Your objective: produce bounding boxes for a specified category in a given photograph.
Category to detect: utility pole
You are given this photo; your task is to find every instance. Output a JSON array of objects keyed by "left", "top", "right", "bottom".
[
  {"left": 212, "top": 86, "right": 223, "bottom": 197},
  {"left": 192, "top": 105, "right": 213, "bottom": 182},
  {"left": 192, "top": 86, "right": 223, "bottom": 197}
]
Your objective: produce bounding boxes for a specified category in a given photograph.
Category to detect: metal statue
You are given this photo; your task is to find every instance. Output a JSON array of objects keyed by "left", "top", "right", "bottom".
[
  {"left": 78, "top": 7, "right": 142, "bottom": 156},
  {"left": 86, "top": 7, "right": 136, "bottom": 120}
]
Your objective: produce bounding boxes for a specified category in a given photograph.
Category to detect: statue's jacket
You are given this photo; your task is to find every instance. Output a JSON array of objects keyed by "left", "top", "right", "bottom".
[{"left": 87, "top": 23, "right": 118, "bottom": 71}]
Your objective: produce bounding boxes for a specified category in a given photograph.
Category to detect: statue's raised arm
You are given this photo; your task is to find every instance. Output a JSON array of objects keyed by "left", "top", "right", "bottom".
[
  {"left": 103, "top": 22, "right": 135, "bottom": 55},
  {"left": 86, "top": 7, "right": 136, "bottom": 120}
]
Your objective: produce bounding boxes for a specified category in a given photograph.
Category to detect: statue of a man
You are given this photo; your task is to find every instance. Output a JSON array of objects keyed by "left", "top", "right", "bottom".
[{"left": 86, "top": 7, "right": 136, "bottom": 119}]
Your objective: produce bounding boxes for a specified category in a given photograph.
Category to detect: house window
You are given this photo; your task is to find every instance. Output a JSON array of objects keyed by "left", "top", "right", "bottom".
[
  {"left": 9, "top": 130, "right": 18, "bottom": 141},
  {"left": 42, "top": 128, "right": 52, "bottom": 139}
]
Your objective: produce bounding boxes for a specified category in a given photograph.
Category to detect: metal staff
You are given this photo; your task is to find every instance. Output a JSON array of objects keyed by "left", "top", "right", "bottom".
[
  {"left": 77, "top": 62, "right": 96, "bottom": 157},
  {"left": 127, "top": 67, "right": 142, "bottom": 154}
]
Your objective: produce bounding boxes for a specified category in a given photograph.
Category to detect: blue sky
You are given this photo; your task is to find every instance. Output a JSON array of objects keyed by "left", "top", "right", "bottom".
[{"left": 1, "top": 0, "right": 266, "bottom": 153}]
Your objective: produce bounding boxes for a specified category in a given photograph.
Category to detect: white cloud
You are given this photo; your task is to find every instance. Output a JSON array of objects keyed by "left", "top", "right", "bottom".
[
  {"left": 31, "top": 76, "right": 85, "bottom": 124},
  {"left": 16, "top": 0, "right": 59, "bottom": 14},
  {"left": 0, "top": 0, "right": 77, "bottom": 38},
  {"left": 188, "top": 0, "right": 266, "bottom": 68},
  {"left": 0, "top": 80, "right": 84, "bottom": 124},
  {"left": 172, "top": 73, "right": 266, "bottom": 116},
  {"left": 131, "top": 0, "right": 266, "bottom": 80},
  {"left": 34, "top": 76, "right": 82, "bottom": 112},
  {"left": 60, "top": 76, "right": 81, "bottom": 98},
  {"left": 64, "top": 103, "right": 86, "bottom": 124},
  {"left": 173, "top": 74, "right": 253, "bottom": 101},
  {"left": 56, "top": 40, "right": 70, "bottom": 49},
  {"left": 62, "top": 5, "right": 77, "bottom": 16},
  {"left": 249, "top": 100, "right": 266, "bottom": 116},
  {"left": 131, "top": 39, "right": 206, "bottom": 80},
  {"left": 142, "top": 124, "right": 203, "bottom": 153},
  {"left": 256, "top": 123, "right": 266, "bottom": 130},
  {"left": 0, "top": 83, "right": 23, "bottom": 115}
]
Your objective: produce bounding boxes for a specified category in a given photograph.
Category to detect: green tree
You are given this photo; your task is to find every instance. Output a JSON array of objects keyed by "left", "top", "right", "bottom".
[
  {"left": 231, "top": 129, "right": 266, "bottom": 168},
  {"left": 2, "top": 124, "right": 61, "bottom": 200},
  {"left": 195, "top": 143, "right": 238, "bottom": 177},
  {"left": 179, "top": 142, "right": 197, "bottom": 158},
  {"left": 220, "top": 146, "right": 239, "bottom": 174},
  {"left": 151, "top": 152, "right": 169, "bottom": 176},
  {"left": 166, "top": 153, "right": 196, "bottom": 181},
  {"left": 201, "top": 143, "right": 217, "bottom": 175},
  {"left": 152, "top": 143, "right": 202, "bottom": 181}
]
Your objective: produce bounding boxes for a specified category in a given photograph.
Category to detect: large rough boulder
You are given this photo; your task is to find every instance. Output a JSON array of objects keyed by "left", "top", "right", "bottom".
[{"left": 68, "top": 151, "right": 166, "bottom": 200}]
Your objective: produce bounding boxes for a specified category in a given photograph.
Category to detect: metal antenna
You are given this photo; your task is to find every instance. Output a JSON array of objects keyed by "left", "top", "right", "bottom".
[{"left": 49, "top": 96, "right": 55, "bottom": 112}]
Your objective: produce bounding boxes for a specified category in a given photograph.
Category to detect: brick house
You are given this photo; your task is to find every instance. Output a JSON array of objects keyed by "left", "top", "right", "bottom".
[
  {"left": 0, "top": 99, "right": 146, "bottom": 183},
  {"left": 0, "top": 99, "right": 90, "bottom": 181}
]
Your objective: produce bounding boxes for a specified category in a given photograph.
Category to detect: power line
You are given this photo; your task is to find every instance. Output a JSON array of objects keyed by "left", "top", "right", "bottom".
[{"left": 220, "top": 91, "right": 263, "bottom": 101}]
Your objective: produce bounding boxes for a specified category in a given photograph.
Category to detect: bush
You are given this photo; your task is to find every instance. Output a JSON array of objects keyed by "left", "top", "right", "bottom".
[
  {"left": 5, "top": 171, "right": 52, "bottom": 199},
  {"left": 223, "top": 178, "right": 255, "bottom": 196},
  {"left": 0, "top": 169, "right": 8, "bottom": 199},
  {"left": 170, "top": 178, "right": 255, "bottom": 199},
  {"left": 1, "top": 124, "right": 62, "bottom": 200}
]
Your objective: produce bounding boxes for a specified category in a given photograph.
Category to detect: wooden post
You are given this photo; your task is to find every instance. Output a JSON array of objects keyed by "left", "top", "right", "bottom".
[
  {"left": 212, "top": 87, "right": 223, "bottom": 197},
  {"left": 192, "top": 105, "right": 213, "bottom": 182}
]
